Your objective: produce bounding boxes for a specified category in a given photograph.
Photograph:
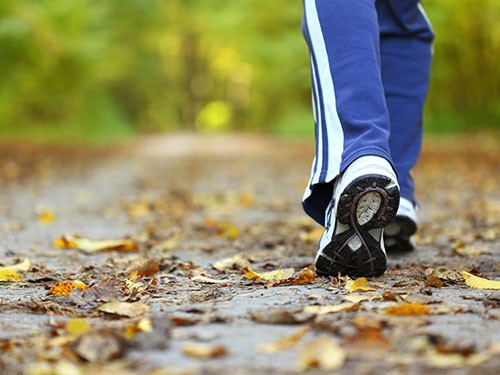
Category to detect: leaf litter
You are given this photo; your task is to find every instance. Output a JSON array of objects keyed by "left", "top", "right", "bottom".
[{"left": 1, "top": 134, "right": 499, "bottom": 374}]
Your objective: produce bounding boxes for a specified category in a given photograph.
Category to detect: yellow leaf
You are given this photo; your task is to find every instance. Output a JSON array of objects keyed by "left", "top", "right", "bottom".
[
  {"left": 298, "top": 336, "right": 346, "bottom": 371},
  {"left": 256, "top": 326, "right": 309, "bottom": 353},
  {"left": 54, "top": 234, "right": 138, "bottom": 252},
  {"left": 37, "top": 210, "right": 55, "bottom": 225},
  {"left": 191, "top": 275, "right": 228, "bottom": 284},
  {"left": 300, "top": 227, "right": 324, "bottom": 243},
  {"left": 384, "top": 303, "right": 431, "bottom": 316},
  {"left": 304, "top": 303, "right": 360, "bottom": 315},
  {"left": 213, "top": 254, "right": 250, "bottom": 271},
  {"left": 182, "top": 343, "right": 228, "bottom": 359},
  {"left": 49, "top": 280, "right": 87, "bottom": 297},
  {"left": 346, "top": 277, "right": 376, "bottom": 292},
  {"left": 97, "top": 300, "right": 150, "bottom": 317},
  {"left": 0, "top": 258, "right": 30, "bottom": 272},
  {"left": 124, "top": 317, "right": 153, "bottom": 339},
  {"left": 0, "top": 269, "right": 23, "bottom": 282},
  {"left": 244, "top": 267, "right": 295, "bottom": 282},
  {"left": 462, "top": 271, "right": 500, "bottom": 290},
  {"left": 66, "top": 318, "right": 92, "bottom": 336}
]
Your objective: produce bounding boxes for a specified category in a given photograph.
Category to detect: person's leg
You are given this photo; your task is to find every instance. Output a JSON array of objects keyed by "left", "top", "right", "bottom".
[
  {"left": 376, "top": 0, "right": 434, "bottom": 251},
  {"left": 301, "top": 0, "right": 400, "bottom": 277},
  {"left": 302, "top": 0, "right": 394, "bottom": 226}
]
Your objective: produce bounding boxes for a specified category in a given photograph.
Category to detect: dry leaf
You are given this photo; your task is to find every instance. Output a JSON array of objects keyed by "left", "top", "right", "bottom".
[
  {"left": 343, "top": 328, "right": 390, "bottom": 352},
  {"left": 298, "top": 335, "right": 346, "bottom": 370},
  {"left": 346, "top": 277, "right": 376, "bottom": 292},
  {"left": 344, "top": 294, "right": 380, "bottom": 303},
  {"left": 266, "top": 267, "right": 316, "bottom": 287},
  {"left": 182, "top": 343, "right": 228, "bottom": 359},
  {"left": 191, "top": 275, "right": 229, "bottom": 284},
  {"left": 255, "top": 326, "right": 309, "bottom": 353},
  {"left": 73, "top": 332, "right": 124, "bottom": 363},
  {"left": 304, "top": 303, "right": 360, "bottom": 315},
  {"left": 126, "top": 259, "right": 159, "bottom": 279},
  {"left": 384, "top": 303, "right": 431, "bottom": 316},
  {"left": 54, "top": 234, "right": 138, "bottom": 252},
  {"left": 37, "top": 209, "right": 55, "bottom": 224},
  {"left": 49, "top": 280, "right": 87, "bottom": 297},
  {"left": 124, "top": 317, "right": 153, "bottom": 339},
  {"left": 0, "top": 269, "right": 23, "bottom": 282},
  {"left": 425, "top": 275, "right": 443, "bottom": 288},
  {"left": 213, "top": 254, "right": 250, "bottom": 271},
  {"left": 97, "top": 300, "right": 150, "bottom": 317},
  {"left": 0, "top": 258, "right": 30, "bottom": 272},
  {"left": 66, "top": 318, "right": 92, "bottom": 336},
  {"left": 462, "top": 271, "right": 500, "bottom": 290},
  {"left": 244, "top": 267, "right": 295, "bottom": 282}
]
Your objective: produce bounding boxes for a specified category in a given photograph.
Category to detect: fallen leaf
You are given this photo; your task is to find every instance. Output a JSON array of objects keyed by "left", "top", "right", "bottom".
[
  {"left": 182, "top": 343, "right": 228, "bottom": 359},
  {"left": 346, "top": 277, "right": 376, "bottom": 292},
  {"left": 462, "top": 271, "right": 500, "bottom": 290},
  {"left": 124, "top": 317, "right": 153, "bottom": 339},
  {"left": 191, "top": 275, "right": 229, "bottom": 284},
  {"left": 304, "top": 303, "right": 360, "bottom": 315},
  {"left": 97, "top": 300, "right": 150, "bottom": 317},
  {"left": 251, "top": 308, "right": 313, "bottom": 324},
  {"left": 66, "top": 318, "right": 92, "bottom": 336},
  {"left": 344, "top": 294, "right": 381, "bottom": 303},
  {"left": 265, "top": 267, "right": 316, "bottom": 287},
  {"left": 244, "top": 267, "right": 295, "bottom": 282},
  {"left": 425, "top": 275, "right": 443, "bottom": 288},
  {"left": 343, "top": 328, "right": 390, "bottom": 353},
  {"left": 256, "top": 326, "right": 309, "bottom": 353},
  {"left": 203, "top": 218, "right": 239, "bottom": 239},
  {"left": 0, "top": 258, "right": 30, "bottom": 272},
  {"left": 0, "top": 269, "right": 23, "bottom": 282},
  {"left": 213, "top": 254, "right": 250, "bottom": 271},
  {"left": 384, "top": 303, "right": 431, "bottom": 316},
  {"left": 49, "top": 280, "right": 87, "bottom": 297},
  {"left": 126, "top": 259, "right": 159, "bottom": 279},
  {"left": 297, "top": 335, "right": 346, "bottom": 370},
  {"left": 37, "top": 209, "right": 55, "bottom": 224},
  {"left": 352, "top": 315, "right": 383, "bottom": 330},
  {"left": 54, "top": 234, "right": 138, "bottom": 253}
]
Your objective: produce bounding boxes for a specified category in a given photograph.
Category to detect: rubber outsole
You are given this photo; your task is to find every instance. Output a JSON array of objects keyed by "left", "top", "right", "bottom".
[
  {"left": 316, "top": 174, "right": 400, "bottom": 278},
  {"left": 384, "top": 216, "right": 417, "bottom": 253}
]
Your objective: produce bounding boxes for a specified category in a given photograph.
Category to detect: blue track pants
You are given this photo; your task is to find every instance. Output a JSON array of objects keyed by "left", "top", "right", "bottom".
[{"left": 302, "top": 0, "right": 434, "bottom": 225}]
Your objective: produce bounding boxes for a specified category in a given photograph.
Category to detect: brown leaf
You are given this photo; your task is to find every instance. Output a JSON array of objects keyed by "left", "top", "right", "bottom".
[
  {"left": 256, "top": 326, "right": 309, "bottom": 353},
  {"left": 126, "top": 259, "right": 159, "bottom": 279},
  {"left": 343, "top": 328, "right": 390, "bottom": 352},
  {"left": 384, "top": 303, "right": 431, "bottom": 316},
  {"left": 191, "top": 275, "right": 229, "bottom": 285},
  {"left": 182, "top": 343, "right": 228, "bottom": 359},
  {"left": 425, "top": 275, "right": 443, "bottom": 288},
  {"left": 251, "top": 308, "right": 313, "bottom": 324},
  {"left": 265, "top": 267, "right": 316, "bottom": 287}
]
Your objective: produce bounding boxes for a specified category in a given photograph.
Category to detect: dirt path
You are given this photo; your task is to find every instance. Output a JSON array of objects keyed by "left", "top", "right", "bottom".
[{"left": 1, "top": 133, "right": 499, "bottom": 374}]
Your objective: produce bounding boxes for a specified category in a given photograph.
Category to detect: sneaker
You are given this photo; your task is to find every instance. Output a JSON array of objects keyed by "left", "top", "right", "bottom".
[
  {"left": 315, "top": 156, "right": 400, "bottom": 278},
  {"left": 384, "top": 197, "right": 418, "bottom": 252}
]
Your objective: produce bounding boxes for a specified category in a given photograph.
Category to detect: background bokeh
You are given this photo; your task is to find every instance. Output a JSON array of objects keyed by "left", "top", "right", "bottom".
[{"left": 1, "top": 0, "right": 499, "bottom": 143}]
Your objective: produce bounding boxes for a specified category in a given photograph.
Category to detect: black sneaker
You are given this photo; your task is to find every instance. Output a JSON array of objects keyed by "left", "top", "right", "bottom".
[
  {"left": 384, "top": 197, "right": 418, "bottom": 252},
  {"left": 315, "top": 156, "right": 400, "bottom": 278}
]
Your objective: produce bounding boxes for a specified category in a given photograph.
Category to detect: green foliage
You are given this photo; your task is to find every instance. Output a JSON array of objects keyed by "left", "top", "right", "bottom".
[{"left": 0, "top": 0, "right": 498, "bottom": 143}]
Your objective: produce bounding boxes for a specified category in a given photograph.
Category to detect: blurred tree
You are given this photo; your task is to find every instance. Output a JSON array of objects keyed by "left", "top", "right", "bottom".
[{"left": 0, "top": 0, "right": 498, "bottom": 142}]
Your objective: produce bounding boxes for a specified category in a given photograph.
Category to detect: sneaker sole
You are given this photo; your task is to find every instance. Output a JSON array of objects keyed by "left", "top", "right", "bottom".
[
  {"left": 384, "top": 216, "right": 417, "bottom": 253},
  {"left": 316, "top": 174, "right": 400, "bottom": 277}
]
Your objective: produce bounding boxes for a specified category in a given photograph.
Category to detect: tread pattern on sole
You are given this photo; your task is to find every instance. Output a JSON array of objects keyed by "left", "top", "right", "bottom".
[{"left": 316, "top": 174, "right": 400, "bottom": 278}]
